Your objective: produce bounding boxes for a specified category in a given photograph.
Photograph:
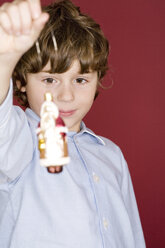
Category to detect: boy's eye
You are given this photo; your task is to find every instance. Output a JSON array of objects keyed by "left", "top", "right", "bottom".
[
  {"left": 75, "top": 78, "right": 87, "bottom": 84},
  {"left": 43, "top": 78, "right": 57, "bottom": 84}
]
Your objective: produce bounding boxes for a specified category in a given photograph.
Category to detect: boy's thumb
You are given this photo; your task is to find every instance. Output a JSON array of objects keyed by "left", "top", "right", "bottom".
[{"left": 32, "top": 13, "right": 49, "bottom": 38}]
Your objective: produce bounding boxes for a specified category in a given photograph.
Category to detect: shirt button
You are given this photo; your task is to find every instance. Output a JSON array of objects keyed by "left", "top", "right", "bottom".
[
  {"left": 103, "top": 217, "right": 108, "bottom": 230},
  {"left": 93, "top": 172, "right": 100, "bottom": 182}
]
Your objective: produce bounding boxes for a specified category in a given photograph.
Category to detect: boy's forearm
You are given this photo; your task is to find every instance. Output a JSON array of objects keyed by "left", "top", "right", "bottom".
[
  {"left": 0, "top": 83, "right": 34, "bottom": 183},
  {"left": 0, "top": 54, "right": 22, "bottom": 104}
]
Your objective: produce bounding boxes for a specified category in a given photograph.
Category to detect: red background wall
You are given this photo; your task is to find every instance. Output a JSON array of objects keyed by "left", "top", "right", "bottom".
[{"left": 1, "top": 0, "right": 164, "bottom": 247}]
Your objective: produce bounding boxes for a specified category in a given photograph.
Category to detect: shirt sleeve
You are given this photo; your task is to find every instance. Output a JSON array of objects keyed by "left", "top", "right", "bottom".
[
  {"left": 0, "top": 81, "right": 33, "bottom": 184},
  {"left": 120, "top": 150, "right": 146, "bottom": 247}
]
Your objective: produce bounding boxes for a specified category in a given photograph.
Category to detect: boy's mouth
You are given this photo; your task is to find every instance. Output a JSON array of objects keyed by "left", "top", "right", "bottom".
[{"left": 59, "top": 110, "right": 76, "bottom": 117}]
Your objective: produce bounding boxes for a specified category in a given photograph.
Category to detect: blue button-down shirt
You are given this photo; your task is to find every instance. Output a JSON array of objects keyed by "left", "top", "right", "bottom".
[{"left": 0, "top": 83, "right": 145, "bottom": 248}]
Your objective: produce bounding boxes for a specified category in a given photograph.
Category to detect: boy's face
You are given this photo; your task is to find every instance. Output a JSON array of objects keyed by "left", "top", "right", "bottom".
[{"left": 25, "top": 60, "right": 98, "bottom": 132}]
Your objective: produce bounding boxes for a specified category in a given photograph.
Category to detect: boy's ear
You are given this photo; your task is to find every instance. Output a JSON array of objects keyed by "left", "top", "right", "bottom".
[{"left": 16, "top": 80, "right": 26, "bottom": 92}]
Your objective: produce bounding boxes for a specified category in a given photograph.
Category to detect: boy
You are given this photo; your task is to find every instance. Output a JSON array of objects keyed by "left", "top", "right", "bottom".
[{"left": 0, "top": 0, "right": 146, "bottom": 247}]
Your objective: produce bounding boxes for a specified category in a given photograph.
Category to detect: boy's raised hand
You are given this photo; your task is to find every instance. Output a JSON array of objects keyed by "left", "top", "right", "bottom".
[{"left": 0, "top": 0, "right": 49, "bottom": 56}]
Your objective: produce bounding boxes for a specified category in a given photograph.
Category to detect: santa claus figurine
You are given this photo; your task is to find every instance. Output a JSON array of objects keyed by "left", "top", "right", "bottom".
[{"left": 36, "top": 93, "right": 70, "bottom": 173}]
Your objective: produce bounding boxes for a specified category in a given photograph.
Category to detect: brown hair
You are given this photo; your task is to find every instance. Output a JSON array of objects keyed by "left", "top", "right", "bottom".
[{"left": 13, "top": 0, "right": 109, "bottom": 106}]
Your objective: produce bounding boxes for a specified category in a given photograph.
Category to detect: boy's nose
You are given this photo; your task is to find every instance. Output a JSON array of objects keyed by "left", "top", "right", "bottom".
[{"left": 57, "top": 84, "right": 74, "bottom": 102}]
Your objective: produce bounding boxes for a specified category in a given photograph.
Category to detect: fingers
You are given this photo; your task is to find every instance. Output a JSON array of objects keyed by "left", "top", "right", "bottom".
[
  {"left": 47, "top": 166, "right": 63, "bottom": 174},
  {"left": 18, "top": 1, "right": 32, "bottom": 35},
  {"left": 0, "top": 0, "right": 49, "bottom": 36},
  {"left": 27, "top": 0, "right": 42, "bottom": 20},
  {"left": 2, "top": 3, "right": 23, "bottom": 36},
  {"left": 0, "top": 10, "right": 12, "bottom": 35}
]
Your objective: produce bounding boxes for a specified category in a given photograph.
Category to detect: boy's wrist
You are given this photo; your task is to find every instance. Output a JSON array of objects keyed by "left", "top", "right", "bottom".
[{"left": 0, "top": 52, "right": 23, "bottom": 70}]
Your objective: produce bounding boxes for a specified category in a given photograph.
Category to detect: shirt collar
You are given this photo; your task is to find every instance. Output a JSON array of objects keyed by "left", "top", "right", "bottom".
[{"left": 78, "top": 122, "right": 105, "bottom": 146}]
